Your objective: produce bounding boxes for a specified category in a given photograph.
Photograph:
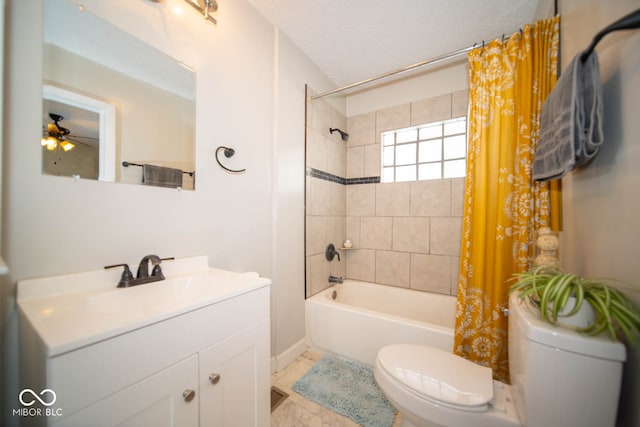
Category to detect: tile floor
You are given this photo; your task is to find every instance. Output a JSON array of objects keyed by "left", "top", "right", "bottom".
[{"left": 270, "top": 351, "right": 403, "bottom": 427}]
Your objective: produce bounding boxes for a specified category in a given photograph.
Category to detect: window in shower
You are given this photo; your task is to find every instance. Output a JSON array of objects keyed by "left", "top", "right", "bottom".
[{"left": 381, "top": 116, "right": 467, "bottom": 183}]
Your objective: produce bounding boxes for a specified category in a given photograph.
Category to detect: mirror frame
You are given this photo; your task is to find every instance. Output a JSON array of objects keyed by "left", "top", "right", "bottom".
[{"left": 43, "top": 84, "right": 116, "bottom": 182}]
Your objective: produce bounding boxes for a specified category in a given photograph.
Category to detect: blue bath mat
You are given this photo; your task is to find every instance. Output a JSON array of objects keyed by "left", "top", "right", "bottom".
[{"left": 292, "top": 355, "right": 397, "bottom": 427}]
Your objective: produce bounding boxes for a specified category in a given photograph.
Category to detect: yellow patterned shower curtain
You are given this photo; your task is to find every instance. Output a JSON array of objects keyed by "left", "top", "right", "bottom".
[{"left": 454, "top": 16, "right": 561, "bottom": 383}]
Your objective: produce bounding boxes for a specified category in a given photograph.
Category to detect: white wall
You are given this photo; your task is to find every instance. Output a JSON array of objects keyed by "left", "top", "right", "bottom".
[
  {"left": 271, "top": 29, "right": 340, "bottom": 368},
  {"left": 4, "top": 0, "right": 275, "bottom": 278},
  {"left": 346, "top": 59, "right": 469, "bottom": 117},
  {"left": 558, "top": 1, "right": 640, "bottom": 425},
  {"left": 1, "top": 0, "right": 333, "bottom": 421}
]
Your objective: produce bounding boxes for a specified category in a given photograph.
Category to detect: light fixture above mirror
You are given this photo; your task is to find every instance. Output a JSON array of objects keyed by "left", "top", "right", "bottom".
[{"left": 184, "top": 0, "right": 218, "bottom": 25}]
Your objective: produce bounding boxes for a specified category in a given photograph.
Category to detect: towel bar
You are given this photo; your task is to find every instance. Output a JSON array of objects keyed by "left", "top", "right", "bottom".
[{"left": 122, "top": 161, "right": 194, "bottom": 177}]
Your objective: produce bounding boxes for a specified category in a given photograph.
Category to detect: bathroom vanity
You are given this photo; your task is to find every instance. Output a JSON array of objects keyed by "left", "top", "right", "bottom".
[{"left": 17, "top": 256, "right": 270, "bottom": 427}]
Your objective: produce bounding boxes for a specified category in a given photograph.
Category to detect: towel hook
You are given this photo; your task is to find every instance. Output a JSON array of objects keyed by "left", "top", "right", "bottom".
[
  {"left": 215, "top": 146, "right": 246, "bottom": 173},
  {"left": 580, "top": 8, "right": 640, "bottom": 62}
]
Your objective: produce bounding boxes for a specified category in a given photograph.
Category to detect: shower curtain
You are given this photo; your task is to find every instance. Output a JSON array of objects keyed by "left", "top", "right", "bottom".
[{"left": 454, "top": 15, "right": 561, "bottom": 383}]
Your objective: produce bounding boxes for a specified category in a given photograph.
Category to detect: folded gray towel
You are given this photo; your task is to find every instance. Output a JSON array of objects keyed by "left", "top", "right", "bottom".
[
  {"left": 142, "top": 164, "right": 183, "bottom": 188},
  {"left": 533, "top": 50, "right": 603, "bottom": 181}
]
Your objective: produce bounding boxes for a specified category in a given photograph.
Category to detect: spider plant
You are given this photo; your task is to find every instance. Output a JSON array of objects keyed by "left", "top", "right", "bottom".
[{"left": 510, "top": 266, "right": 640, "bottom": 343}]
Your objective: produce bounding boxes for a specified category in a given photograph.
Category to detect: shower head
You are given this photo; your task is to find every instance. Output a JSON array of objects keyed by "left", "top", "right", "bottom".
[{"left": 329, "top": 128, "right": 349, "bottom": 141}]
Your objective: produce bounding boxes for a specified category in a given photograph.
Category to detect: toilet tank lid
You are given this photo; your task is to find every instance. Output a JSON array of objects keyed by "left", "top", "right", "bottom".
[
  {"left": 377, "top": 344, "right": 494, "bottom": 408},
  {"left": 509, "top": 293, "right": 626, "bottom": 362}
]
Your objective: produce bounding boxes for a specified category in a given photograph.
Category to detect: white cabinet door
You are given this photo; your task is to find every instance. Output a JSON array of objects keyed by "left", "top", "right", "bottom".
[
  {"left": 199, "top": 320, "right": 270, "bottom": 427},
  {"left": 54, "top": 355, "right": 199, "bottom": 427}
]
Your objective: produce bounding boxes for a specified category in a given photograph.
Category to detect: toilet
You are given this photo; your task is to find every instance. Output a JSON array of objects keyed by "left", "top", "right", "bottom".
[{"left": 374, "top": 292, "right": 626, "bottom": 427}]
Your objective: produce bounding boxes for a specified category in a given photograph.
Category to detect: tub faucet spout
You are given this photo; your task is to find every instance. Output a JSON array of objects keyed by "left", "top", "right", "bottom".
[{"left": 328, "top": 275, "right": 343, "bottom": 284}]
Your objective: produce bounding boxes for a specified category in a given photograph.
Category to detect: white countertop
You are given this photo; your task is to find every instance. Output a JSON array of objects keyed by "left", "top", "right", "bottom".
[{"left": 17, "top": 256, "right": 271, "bottom": 356}]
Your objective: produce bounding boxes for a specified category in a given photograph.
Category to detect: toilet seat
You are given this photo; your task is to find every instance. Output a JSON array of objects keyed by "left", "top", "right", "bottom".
[{"left": 376, "top": 344, "right": 494, "bottom": 412}]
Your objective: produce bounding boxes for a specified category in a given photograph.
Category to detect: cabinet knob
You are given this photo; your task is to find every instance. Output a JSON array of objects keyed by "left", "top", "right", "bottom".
[
  {"left": 182, "top": 389, "right": 196, "bottom": 402},
  {"left": 209, "top": 373, "right": 221, "bottom": 385}
]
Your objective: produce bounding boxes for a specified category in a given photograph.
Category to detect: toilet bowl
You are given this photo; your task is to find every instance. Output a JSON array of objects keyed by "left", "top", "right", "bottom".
[
  {"left": 374, "top": 344, "right": 520, "bottom": 427},
  {"left": 374, "top": 292, "right": 626, "bottom": 427}
]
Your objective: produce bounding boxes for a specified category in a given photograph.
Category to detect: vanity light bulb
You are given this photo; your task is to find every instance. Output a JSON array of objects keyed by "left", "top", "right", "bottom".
[{"left": 172, "top": 5, "right": 184, "bottom": 16}]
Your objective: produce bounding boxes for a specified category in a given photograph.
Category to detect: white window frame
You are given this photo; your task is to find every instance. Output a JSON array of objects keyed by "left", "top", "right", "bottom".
[{"left": 381, "top": 116, "right": 467, "bottom": 183}]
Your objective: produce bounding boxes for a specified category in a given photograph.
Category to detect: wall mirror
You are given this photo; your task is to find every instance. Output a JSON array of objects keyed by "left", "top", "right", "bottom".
[{"left": 42, "top": 0, "right": 196, "bottom": 190}]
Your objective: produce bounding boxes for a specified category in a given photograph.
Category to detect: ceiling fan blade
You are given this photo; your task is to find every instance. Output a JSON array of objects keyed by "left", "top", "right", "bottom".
[{"left": 65, "top": 136, "right": 95, "bottom": 148}]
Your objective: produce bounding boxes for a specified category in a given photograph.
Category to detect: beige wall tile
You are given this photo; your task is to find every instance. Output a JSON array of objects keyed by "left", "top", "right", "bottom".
[
  {"left": 410, "top": 180, "right": 452, "bottom": 216},
  {"left": 329, "top": 181, "right": 346, "bottom": 216},
  {"left": 347, "top": 146, "right": 364, "bottom": 178},
  {"left": 361, "top": 216, "right": 392, "bottom": 250},
  {"left": 376, "top": 251, "right": 410, "bottom": 288},
  {"left": 393, "top": 217, "right": 430, "bottom": 253},
  {"left": 326, "top": 216, "right": 345, "bottom": 250},
  {"left": 307, "top": 253, "right": 330, "bottom": 296},
  {"left": 309, "top": 98, "right": 331, "bottom": 134},
  {"left": 410, "top": 94, "right": 452, "bottom": 126},
  {"left": 347, "top": 112, "right": 376, "bottom": 147},
  {"left": 326, "top": 139, "right": 346, "bottom": 178},
  {"left": 309, "top": 177, "right": 330, "bottom": 216},
  {"left": 430, "top": 217, "right": 462, "bottom": 256},
  {"left": 345, "top": 216, "right": 361, "bottom": 249},
  {"left": 451, "top": 178, "right": 465, "bottom": 216},
  {"left": 376, "top": 104, "right": 411, "bottom": 142},
  {"left": 376, "top": 182, "right": 410, "bottom": 216},
  {"left": 452, "top": 89, "right": 470, "bottom": 118},
  {"left": 305, "top": 215, "right": 326, "bottom": 255},
  {"left": 450, "top": 257, "right": 460, "bottom": 296},
  {"left": 329, "top": 254, "right": 346, "bottom": 278},
  {"left": 306, "top": 128, "right": 327, "bottom": 171},
  {"left": 346, "top": 184, "right": 375, "bottom": 216},
  {"left": 346, "top": 249, "right": 376, "bottom": 282},
  {"left": 330, "top": 106, "right": 348, "bottom": 138},
  {"left": 410, "top": 254, "right": 451, "bottom": 294},
  {"left": 335, "top": 91, "right": 468, "bottom": 291},
  {"left": 364, "top": 143, "right": 381, "bottom": 177}
]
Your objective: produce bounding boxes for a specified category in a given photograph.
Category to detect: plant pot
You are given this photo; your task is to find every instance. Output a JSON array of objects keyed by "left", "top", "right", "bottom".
[{"left": 551, "top": 296, "right": 595, "bottom": 329}]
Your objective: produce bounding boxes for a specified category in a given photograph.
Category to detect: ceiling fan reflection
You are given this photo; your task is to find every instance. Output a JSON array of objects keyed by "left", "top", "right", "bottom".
[{"left": 41, "top": 113, "right": 98, "bottom": 152}]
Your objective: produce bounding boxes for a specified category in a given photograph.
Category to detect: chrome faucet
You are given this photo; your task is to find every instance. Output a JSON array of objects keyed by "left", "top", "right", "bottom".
[
  {"left": 328, "top": 275, "right": 343, "bottom": 284},
  {"left": 105, "top": 255, "right": 174, "bottom": 288}
]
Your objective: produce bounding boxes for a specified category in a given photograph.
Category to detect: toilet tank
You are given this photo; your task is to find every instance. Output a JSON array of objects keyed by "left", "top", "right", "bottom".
[{"left": 508, "top": 292, "right": 626, "bottom": 427}]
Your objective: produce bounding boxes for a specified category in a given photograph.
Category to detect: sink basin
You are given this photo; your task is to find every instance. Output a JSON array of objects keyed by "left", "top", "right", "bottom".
[
  {"left": 17, "top": 256, "right": 271, "bottom": 356},
  {"left": 87, "top": 275, "right": 214, "bottom": 315}
]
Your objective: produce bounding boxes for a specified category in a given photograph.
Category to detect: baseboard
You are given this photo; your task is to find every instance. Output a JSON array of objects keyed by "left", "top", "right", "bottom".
[{"left": 271, "top": 337, "right": 308, "bottom": 373}]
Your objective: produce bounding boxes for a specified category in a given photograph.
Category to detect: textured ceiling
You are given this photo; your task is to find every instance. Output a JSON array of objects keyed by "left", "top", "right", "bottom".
[{"left": 247, "top": 0, "right": 542, "bottom": 88}]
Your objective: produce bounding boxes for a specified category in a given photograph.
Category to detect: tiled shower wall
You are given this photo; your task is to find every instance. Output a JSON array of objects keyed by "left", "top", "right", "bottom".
[
  {"left": 305, "top": 88, "right": 347, "bottom": 297},
  {"left": 344, "top": 90, "right": 469, "bottom": 296},
  {"left": 305, "top": 89, "right": 469, "bottom": 297}
]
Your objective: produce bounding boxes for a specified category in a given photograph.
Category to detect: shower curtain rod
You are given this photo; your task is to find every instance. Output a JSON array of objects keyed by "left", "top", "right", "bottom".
[
  {"left": 310, "top": 44, "right": 476, "bottom": 99},
  {"left": 312, "top": 8, "right": 640, "bottom": 99}
]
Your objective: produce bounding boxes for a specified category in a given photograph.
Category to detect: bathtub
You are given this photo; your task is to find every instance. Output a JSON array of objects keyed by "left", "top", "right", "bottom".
[{"left": 306, "top": 279, "right": 456, "bottom": 366}]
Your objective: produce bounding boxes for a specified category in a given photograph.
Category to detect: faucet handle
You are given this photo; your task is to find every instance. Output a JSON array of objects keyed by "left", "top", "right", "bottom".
[
  {"left": 151, "top": 264, "right": 164, "bottom": 278},
  {"left": 325, "top": 244, "right": 340, "bottom": 262},
  {"left": 105, "top": 263, "right": 134, "bottom": 288},
  {"left": 151, "top": 257, "right": 175, "bottom": 278}
]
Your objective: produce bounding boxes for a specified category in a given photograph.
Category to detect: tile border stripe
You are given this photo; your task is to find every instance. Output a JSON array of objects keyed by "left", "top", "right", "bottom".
[{"left": 306, "top": 167, "right": 380, "bottom": 185}]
